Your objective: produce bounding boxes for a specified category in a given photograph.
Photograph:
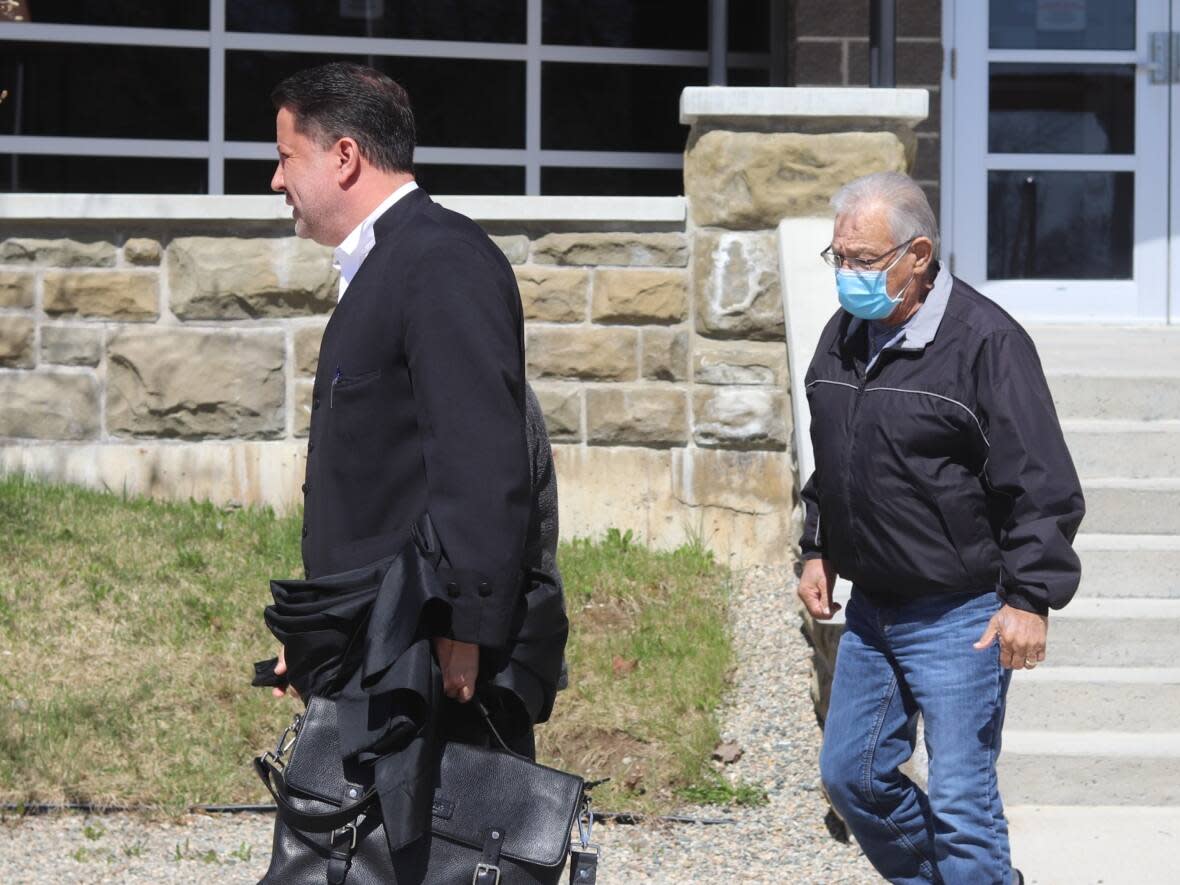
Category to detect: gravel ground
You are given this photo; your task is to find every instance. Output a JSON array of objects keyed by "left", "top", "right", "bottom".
[{"left": 0, "top": 566, "right": 878, "bottom": 884}]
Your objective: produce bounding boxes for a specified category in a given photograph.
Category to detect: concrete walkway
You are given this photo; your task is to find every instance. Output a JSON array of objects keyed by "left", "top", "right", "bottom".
[{"left": 1010, "top": 805, "right": 1180, "bottom": 885}]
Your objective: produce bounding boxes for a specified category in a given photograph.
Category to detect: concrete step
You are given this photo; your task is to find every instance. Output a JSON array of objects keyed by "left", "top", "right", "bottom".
[
  {"left": 1074, "top": 534, "right": 1180, "bottom": 599},
  {"left": 1030, "top": 325, "right": 1180, "bottom": 377},
  {"left": 1080, "top": 479, "right": 1180, "bottom": 534},
  {"left": 1063, "top": 420, "right": 1180, "bottom": 479},
  {"left": 1045, "top": 598, "right": 1180, "bottom": 668},
  {"left": 1008, "top": 804, "right": 1180, "bottom": 884},
  {"left": 1049, "top": 374, "right": 1180, "bottom": 422},
  {"left": 998, "top": 732, "right": 1180, "bottom": 806},
  {"left": 1005, "top": 667, "right": 1180, "bottom": 732}
]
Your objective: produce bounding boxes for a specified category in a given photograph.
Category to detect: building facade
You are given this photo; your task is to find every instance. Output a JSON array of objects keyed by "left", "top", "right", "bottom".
[{"left": 0, "top": 0, "right": 1174, "bottom": 323}]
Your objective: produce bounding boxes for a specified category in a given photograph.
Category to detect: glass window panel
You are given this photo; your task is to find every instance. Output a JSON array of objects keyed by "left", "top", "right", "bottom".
[
  {"left": 5, "top": 1, "right": 208, "bottom": 29},
  {"left": 415, "top": 164, "right": 525, "bottom": 194},
  {"left": 542, "top": 63, "right": 704, "bottom": 152},
  {"left": 989, "top": 64, "right": 1134, "bottom": 154},
  {"left": 227, "top": 0, "right": 525, "bottom": 42},
  {"left": 226, "top": 51, "right": 525, "bottom": 149},
  {"left": 989, "top": 0, "right": 1134, "bottom": 51},
  {"left": 729, "top": 1, "right": 770, "bottom": 53},
  {"left": 987, "top": 170, "right": 1133, "bottom": 280},
  {"left": 542, "top": 166, "right": 683, "bottom": 196},
  {"left": 0, "top": 154, "right": 207, "bottom": 193},
  {"left": 543, "top": 0, "right": 706, "bottom": 49},
  {"left": 225, "top": 159, "right": 277, "bottom": 195},
  {"left": 0, "top": 43, "right": 208, "bottom": 139}
]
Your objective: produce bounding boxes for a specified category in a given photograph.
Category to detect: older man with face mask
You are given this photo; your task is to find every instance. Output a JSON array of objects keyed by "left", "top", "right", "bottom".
[{"left": 797, "top": 171, "right": 1085, "bottom": 885}]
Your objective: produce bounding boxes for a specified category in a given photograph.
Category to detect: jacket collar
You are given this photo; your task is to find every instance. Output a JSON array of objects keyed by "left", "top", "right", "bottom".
[{"left": 372, "top": 184, "right": 431, "bottom": 242}]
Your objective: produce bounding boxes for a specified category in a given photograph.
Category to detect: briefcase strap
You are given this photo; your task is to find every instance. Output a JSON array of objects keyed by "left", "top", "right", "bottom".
[{"left": 253, "top": 754, "right": 379, "bottom": 834}]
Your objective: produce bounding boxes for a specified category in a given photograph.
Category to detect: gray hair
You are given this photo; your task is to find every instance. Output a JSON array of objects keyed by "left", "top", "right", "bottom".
[{"left": 831, "top": 171, "right": 940, "bottom": 259}]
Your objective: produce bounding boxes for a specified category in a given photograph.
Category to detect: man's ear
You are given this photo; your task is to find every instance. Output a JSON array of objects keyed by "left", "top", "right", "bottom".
[
  {"left": 335, "top": 137, "right": 362, "bottom": 186},
  {"left": 911, "top": 236, "right": 934, "bottom": 276}
]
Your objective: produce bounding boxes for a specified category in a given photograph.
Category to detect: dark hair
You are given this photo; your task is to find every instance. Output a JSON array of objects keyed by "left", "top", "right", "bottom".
[{"left": 271, "top": 62, "right": 415, "bottom": 174}]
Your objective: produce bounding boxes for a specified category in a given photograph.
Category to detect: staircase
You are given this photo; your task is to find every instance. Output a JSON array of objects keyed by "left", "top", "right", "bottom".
[{"left": 1000, "top": 326, "right": 1180, "bottom": 884}]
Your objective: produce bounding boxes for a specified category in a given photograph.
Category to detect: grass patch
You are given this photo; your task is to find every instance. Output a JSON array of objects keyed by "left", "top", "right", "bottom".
[{"left": 0, "top": 478, "right": 734, "bottom": 814}]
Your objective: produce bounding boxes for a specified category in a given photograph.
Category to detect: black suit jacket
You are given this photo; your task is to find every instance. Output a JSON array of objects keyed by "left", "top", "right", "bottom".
[{"left": 301, "top": 187, "right": 530, "bottom": 649}]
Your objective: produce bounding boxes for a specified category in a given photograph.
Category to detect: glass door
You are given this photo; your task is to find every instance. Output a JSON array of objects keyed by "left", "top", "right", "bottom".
[{"left": 950, "top": 0, "right": 1170, "bottom": 322}]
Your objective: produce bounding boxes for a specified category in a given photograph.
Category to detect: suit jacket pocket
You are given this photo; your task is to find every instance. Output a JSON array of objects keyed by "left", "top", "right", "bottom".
[{"left": 330, "top": 368, "right": 383, "bottom": 442}]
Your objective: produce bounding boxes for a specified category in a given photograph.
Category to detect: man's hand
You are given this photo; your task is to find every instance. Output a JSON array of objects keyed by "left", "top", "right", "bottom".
[
  {"left": 272, "top": 646, "right": 300, "bottom": 701},
  {"left": 797, "top": 557, "right": 840, "bottom": 620},
  {"left": 433, "top": 637, "right": 479, "bottom": 703},
  {"left": 974, "top": 604, "right": 1048, "bottom": 669}
]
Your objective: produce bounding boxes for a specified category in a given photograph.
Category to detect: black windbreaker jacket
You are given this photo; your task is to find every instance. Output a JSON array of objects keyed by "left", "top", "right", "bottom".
[{"left": 799, "top": 264, "right": 1085, "bottom": 614}]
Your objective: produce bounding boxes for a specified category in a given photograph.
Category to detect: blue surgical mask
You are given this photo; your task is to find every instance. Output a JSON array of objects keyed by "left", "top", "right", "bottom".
[{"left": 835, "top": 249, "right": 914, "bottom": 320}]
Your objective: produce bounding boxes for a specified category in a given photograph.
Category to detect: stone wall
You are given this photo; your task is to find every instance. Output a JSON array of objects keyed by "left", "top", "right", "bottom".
[{"left": 0, "top": 203, "right": 793, "bottom": 565}]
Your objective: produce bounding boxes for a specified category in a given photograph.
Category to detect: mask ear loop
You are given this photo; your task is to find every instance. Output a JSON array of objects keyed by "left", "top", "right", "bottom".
[{"left": 883, "top": 243, "right": 918, "bottom": 304}]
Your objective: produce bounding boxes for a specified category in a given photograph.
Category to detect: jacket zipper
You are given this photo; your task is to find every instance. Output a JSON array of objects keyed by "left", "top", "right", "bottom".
[{"left": 844, "top": 371, "right": 870, "bottom": 575}]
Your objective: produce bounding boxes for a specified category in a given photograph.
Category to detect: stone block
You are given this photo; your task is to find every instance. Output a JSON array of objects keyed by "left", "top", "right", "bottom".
[
  {"left": 123, "top": 237, "right": 162, "bottom": 266},
  {"left": 527, "top": 327, "right": 638, "bottom": 382},
  {"left": 0, "top": 316, "right": 35, "bottom": 368},
  {"left": 167, "top": 237, "right": 337, "bottom": 319},
  {"left": 693, "top": 231, "right": 784, "bottom": 341},
  {"left": 294, "top": 323, "right": 327, "bottom": 376},
  {"left": 0, "top": 372, "right": 100, "bottom": 440},
  {"left": 107, "top": 328, "right": 286, "bottom": 439},
  {"left": 686, "top": 130, "right": 909, "bottom": 229},
  {"left": 0, "top": 272, "right": 34, "bottom": 308},
  {"left": 694, "top": 340, "right": 788, "bottom": 386},
  {"left": 41, "top": 325, "right": 103, "bottom": 367},
  {"left": 515, "top": 267, "right": 589, "bottom": 323},
  {"left": 642, "top": 328, "right": 689, "bottom": 382},
  {"left": 294, "top": 380, "right": 314, "bottom": 438},
  {"left": 587, "top": 388, "right": 688, "bottom": 447},
  {"left": 591, "top": 269, "right": 688, "bottom": 325},
  {"left": 693, "top": 387, "right": 788, "bottom": 450},
  {"left": 532, "top": 386, "right": 582, "bottom": 442},
  {"left": 0, "top": 238, "right": 116, "bottom": 267},
  {"left": 491, "top": 235, "right": 529, "bottom": 265},
  {"left": 43, "top": 271, "right": 159, "bottom": 320},
  {"left": 671, "top": 448, "right": 793, "bottom": 515},
  {"left": 531, "top": 233, "right": 688, "bottom": 267}
]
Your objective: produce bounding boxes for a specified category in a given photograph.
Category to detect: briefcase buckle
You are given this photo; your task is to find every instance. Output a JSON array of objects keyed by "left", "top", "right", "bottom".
[{"left": 473, "top": 862, "right": 501, "bottom": 885}]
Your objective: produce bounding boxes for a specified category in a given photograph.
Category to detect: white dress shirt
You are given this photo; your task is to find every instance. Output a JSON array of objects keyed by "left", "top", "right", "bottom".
[{"left": 333, "top": 180, "right": 419, "bottom": 300}]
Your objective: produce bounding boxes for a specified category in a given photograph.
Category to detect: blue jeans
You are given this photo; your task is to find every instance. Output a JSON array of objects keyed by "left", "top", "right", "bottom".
[{"left": 820, "top": 588, "right": 1014, "bottom": 885}]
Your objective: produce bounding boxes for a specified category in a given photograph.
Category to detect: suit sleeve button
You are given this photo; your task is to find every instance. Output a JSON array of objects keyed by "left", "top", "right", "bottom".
[
  {"left": 301, "top": 526, "right": 309, "bottom": 538},
  {"left": 446, "top": 582, "right": 460, "bottom": 599},
  {"left": 478, "top": 581, "right": 492, "bottom": 598}
]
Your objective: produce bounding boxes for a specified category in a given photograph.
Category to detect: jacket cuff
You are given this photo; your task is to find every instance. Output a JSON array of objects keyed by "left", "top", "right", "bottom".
[
  {"left": 800, "top": 550, "right": 826, "bottom": 562},
  {"left": 1001, "top": 588, "right": 1050, "bottom": 616},
  {"left": 437, "top": 565, "right": 519, "bottom": 649}
]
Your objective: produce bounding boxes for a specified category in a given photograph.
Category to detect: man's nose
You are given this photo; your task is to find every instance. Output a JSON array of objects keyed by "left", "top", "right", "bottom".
[{"left": 270, "top": 164, "right": 285, "bottom": 194}]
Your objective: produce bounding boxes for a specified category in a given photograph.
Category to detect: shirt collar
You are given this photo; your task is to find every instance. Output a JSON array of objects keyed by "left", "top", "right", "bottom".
[{"left": 333, "top": 180, "right": 418, "bottom": 300}]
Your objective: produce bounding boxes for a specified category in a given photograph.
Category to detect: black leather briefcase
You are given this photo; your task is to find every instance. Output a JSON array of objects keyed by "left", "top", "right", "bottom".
[{"left": 255, "top": 696, "right": 592, "bottom": 885}]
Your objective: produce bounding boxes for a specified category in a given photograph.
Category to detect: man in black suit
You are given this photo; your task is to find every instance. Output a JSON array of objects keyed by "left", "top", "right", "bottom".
[{"left": 267, "top": 62, "right": 531, "bottom": 711}]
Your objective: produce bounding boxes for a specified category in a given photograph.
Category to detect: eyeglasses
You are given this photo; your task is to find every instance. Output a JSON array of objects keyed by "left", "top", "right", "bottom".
[{"left": 820, "top": 238, "right": 915, "bottom": 271}]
